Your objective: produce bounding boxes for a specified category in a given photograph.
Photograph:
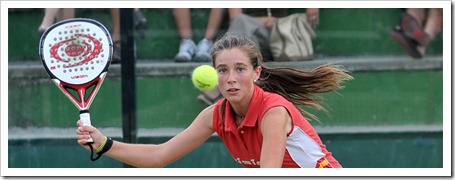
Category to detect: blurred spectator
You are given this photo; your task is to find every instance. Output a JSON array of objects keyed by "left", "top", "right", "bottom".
[
  {"left": 172, "top": 8, "right": 225, "bottom": 62},
  {"left": 38, "top": 8, "right": 75, "bottom": 36},
  {"left": 197, "top": 8, "right": 320, "bottom": 106},
  {"left": 228, "top": 8, "right": 319, "bottom": 61},
  {"left": 111, "top": 8, "right": 148, "bottom": 63},
  {"left": 390, "top": 8, "right": 443, "bottom": 59}
]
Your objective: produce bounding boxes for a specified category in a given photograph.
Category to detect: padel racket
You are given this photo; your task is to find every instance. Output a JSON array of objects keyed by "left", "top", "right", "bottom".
[{"left": 39, "top": 18, "right": 113, "bottom": 144}]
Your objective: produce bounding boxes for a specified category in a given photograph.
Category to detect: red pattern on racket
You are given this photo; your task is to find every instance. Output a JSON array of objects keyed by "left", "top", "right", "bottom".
[{"left": 39, "top": 18, "right": 113, "bottom": 143}]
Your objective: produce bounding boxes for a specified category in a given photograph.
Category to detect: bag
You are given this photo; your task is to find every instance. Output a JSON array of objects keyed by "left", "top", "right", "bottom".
[{"left": 270, "top": 13, "right": 317, "bottom": 61}]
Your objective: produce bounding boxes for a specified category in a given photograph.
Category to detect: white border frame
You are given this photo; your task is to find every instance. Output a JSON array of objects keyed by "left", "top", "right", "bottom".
[{"left": 1, "top": 0, "right": 451, "bottom": 177}]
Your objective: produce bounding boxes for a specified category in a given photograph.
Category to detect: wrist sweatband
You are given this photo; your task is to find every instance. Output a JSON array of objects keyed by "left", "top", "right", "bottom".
[
  {"left": 95, "top": 136, "right": 108, "bottom": 153},
  {"left": 89, "top": 136, "right": 113, "bottom": 161}
]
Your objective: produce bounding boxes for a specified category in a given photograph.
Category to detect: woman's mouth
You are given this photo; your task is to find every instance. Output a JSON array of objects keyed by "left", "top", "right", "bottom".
[{"left": 227, "top": 88, "right": 240, "bottom": 93}]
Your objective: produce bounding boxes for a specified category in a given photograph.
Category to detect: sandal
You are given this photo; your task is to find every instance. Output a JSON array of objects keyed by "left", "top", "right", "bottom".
[
  {"left": 112, "top": 41, "right": 121, "bottom": 64},
  {"left": 389, "top": 26, "right": 423, "bottom": 59},
  {"left": 400, "top": 13, "right": 431, "bottom": 46},
  {"left": 197, "top": 88, "right": 222, "bottom": 106},
  {"left": 133, "top": 10, "right": 148, "bottom": 39}
]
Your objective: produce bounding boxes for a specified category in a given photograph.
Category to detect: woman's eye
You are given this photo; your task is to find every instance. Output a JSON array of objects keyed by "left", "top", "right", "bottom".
[
  {"left": 237, "top": 67, "right": 244, "bottom": 72},
  {"left": 218, "top": 69, "right": 227, "bottom": 74}
]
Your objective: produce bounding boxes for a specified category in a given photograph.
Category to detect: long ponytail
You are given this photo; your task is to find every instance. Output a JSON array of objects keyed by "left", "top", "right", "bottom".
[
  {"left": 211, "top": 33, "right": 353, "bottom": 123},
  {"left": 257, "top": 64, "right": 353, "bottom": 122}
]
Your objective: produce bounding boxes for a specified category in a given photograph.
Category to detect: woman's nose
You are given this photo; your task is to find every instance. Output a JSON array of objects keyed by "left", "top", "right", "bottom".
[{"left": 227, "top": 71, "right": 237, "bottom": 84}]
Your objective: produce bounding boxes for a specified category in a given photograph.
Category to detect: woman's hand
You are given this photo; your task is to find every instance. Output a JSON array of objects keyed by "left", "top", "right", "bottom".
[
  {"left": 76, "top": 120, "right": 105, "bottom": 151},
  {"left": 255, "top": 17, "right": 277, "bottom": 29},
  {"left": 306, "top": 8, "right": 319, "bottom": 29}
]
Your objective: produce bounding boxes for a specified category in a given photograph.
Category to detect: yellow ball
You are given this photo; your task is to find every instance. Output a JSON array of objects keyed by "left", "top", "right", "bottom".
[{"left": 191, "top": 65, "right": 218, "bottom": 91}]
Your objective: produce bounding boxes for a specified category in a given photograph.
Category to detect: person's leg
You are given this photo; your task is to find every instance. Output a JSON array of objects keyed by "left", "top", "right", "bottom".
[
  {"left": 111, "top": 8, "right": 121, "bottom": 42},
  {"left": 38, "top": 8, "right": 60, "bottom": 33},
  {"left": 194, "top": 8, "right": 225, "bottom": 62},
  {"left": 204, "top": 8, "right": 224, "bottom": 40},
  {"left": 173, "top": 8, "right": 196, "bottom": 62},
  {"left": 424, "top": 8, "right": 443, "bottom": 40},
  {"left": 228, "top": 8, "right": 242, "bottom": 19},
  {"left": 57, "top": 8, "right": 75, "bottom": 22},
  {"left": 111, "top": 8, "right": 121, "bottom": 63},
  {"left": 173, "top": 8, "right": 193, "bottom": 39},
  {"left": 390, "top": 8, "right": 428, "bottom": 58},
  {"left": 401, "top": 8, "right": 431, "bottom": 46},
  {"left": 417, "top": 8, "right": 443, "bottom": 56}
]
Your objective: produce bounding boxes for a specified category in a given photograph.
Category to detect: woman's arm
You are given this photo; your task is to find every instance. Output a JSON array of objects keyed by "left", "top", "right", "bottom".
[
  {"left": 259, "top": 106, "right": 292, "bottom": 168},
  {"left": 77, "top": 105, "right": 216, "bottom": 168}
]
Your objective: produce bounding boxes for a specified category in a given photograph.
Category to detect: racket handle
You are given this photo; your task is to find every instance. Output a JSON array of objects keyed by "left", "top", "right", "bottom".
[{"left": 80, "top": 112, "right": 94, "bottom": 143}]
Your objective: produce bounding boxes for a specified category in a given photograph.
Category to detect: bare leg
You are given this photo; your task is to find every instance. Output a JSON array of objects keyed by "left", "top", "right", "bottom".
[
  {"left": 417, "top": 8, "right": 443, "bottom": 56},
  {"left": 172, "top": 8, "right": 192, "bottom": 39},
  {"left": 110, "top": 8, "right": 122, "bottom": 63},
  {"left": 228, "top": 8, "right": 242, "bottom": 19},
  {"left": 110, "top": 8, "right": 121, "bottom": 42},
  {"left": 204, "top": 8, "right": 224, "bottom": 40},
  {"left": 39, "top": 8, "right": 60, "bottom": 31},
  {"left": 57, "top": 8, "right": 75, "bottom": 22},
  {"left": 424, "top": 8, "right": 443, "bottom": 39}
]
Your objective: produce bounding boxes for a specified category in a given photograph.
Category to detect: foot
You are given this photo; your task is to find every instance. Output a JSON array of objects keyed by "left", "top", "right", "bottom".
[
  {"left": 389, "top": 26, "right": 423, "bottom": 59},
  {"left": 174, "top": 39, "right": 196, "bottom": 62},
  {"left": 194, "top": 39, "right": 213, "bottom": 62},
  {"left": 38, "top": 25, "right": 48, "bottom": 37},
  {"left": 400, "top": 13, "right": 431, "bottom": 46}
]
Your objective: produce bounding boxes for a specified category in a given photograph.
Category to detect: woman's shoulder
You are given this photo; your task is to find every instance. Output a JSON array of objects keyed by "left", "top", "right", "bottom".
[{"left": 262, "top": 90, "right": 289, "bottom": 104}]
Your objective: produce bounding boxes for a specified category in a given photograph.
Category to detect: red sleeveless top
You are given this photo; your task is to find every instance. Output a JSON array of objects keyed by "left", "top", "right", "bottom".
[{"left": 212, "top": 85, "right": 341, "bottom": 168}]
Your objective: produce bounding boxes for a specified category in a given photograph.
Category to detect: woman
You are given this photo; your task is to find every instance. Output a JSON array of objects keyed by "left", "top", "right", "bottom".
[{"left": 76, "top": 34, "right": 352, "bottom": 168}]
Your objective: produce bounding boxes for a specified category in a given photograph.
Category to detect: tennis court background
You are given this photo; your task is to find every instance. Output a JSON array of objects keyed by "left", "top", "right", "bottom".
[{"left": 7, "top": 8, "right": 444, "bottom": 168}]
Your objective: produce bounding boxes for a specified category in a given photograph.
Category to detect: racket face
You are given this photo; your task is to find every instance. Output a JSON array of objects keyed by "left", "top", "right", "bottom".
[{"left": 39, "top": 18, "right": 113, "bottom": 85}]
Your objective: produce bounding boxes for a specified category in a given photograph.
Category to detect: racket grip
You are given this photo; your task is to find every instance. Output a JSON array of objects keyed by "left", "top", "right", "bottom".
[{"left": 80, "top": 112, "right": 94, "bottom": 143}]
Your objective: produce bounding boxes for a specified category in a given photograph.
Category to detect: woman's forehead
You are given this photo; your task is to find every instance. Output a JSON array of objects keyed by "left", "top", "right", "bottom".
[{"left": 215, "top": 48, "right": 250, "bottom": 64}]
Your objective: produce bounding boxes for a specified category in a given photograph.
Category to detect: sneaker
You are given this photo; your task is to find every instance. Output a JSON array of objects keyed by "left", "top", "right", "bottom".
[
  {"left": 194, "top": 38, "right": 213, "bottom": 62},
  {"left": 133, "top": 10, "right": 148, "bottom": 39},
  {"left": 174, "top": 39, "right": 196, "bottom": 62}
]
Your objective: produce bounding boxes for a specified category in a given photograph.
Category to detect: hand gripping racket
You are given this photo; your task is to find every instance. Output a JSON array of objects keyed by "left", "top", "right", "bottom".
[{"left": 39, "top": 18, "right": 112, "bottom": 146}]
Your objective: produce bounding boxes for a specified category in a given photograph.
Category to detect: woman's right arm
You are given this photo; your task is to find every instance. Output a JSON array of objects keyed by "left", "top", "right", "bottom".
[{"left": 76, "top": 105, "right": 216, "bottom": 167}]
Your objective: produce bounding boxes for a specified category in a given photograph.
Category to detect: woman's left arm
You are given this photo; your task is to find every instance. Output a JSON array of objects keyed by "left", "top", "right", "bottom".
[{"left": 260, "top": 106, "right": 292, "bottom": 168}]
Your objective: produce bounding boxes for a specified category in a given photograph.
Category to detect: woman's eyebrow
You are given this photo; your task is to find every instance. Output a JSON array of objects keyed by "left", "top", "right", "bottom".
[{"left": 215, "top": 64, "right": 226, "bottom": 69}]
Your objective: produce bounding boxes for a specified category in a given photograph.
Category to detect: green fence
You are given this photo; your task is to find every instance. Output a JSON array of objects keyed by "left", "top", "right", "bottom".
[
  {"left": 8, "top": 8, "right": 442, "bottom": 61},
  {"left": 8, "top": 131, "right": 442, "bottom": 168},
  {"left": 8, "top": 70, "right": 443, "bottom": 128}
]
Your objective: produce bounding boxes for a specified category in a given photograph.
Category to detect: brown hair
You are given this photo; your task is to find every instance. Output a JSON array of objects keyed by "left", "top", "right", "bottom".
[{"left": 211, "top": 34, "right": 353, "bottom": 125}]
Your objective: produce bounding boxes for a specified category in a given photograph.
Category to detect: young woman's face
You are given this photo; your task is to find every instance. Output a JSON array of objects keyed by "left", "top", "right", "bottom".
[{"left": 214, "top": 48, "right": 261, "bottom": 104}]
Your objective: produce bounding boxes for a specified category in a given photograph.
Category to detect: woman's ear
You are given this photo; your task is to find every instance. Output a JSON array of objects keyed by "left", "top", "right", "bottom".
[{"left": 255, "top": 66, "right": 262, "bottom": 81}]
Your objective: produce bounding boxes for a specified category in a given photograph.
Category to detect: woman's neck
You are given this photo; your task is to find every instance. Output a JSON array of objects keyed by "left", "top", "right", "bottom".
[{"left": 230, "top": 85, "right": 255, "bottom": 121}]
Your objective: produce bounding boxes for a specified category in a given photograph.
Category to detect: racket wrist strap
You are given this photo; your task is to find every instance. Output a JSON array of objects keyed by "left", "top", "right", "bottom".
[{"left": 89, "top": 136, "right": 113, "bottom": 161}]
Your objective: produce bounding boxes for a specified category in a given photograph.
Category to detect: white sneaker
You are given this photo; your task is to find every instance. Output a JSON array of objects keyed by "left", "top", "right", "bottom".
[
  {"left": 194, "top": 38, "right": 213, "bottom": 62},
  {"left": 174, "top": 39, "right": 196, "bottom": 62}
]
